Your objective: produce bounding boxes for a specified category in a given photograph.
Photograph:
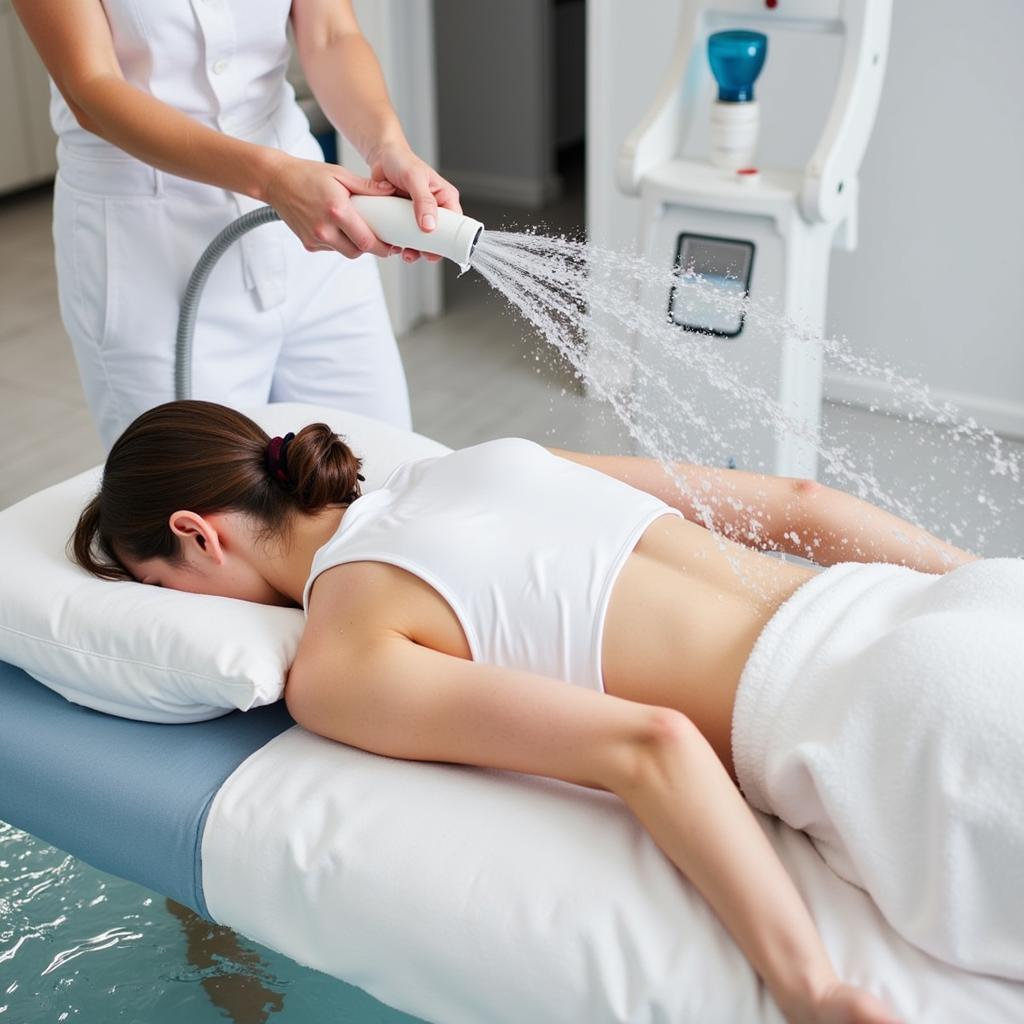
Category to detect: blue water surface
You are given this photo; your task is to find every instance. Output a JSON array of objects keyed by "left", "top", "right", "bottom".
[{"left": 0, "top": 823, "right": 427, "bottom": 1024}]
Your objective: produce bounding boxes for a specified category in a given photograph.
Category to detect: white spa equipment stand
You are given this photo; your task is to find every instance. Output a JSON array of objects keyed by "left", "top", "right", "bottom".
[{"left": 618, "top": 0, "right": 892, "bottom": 478}]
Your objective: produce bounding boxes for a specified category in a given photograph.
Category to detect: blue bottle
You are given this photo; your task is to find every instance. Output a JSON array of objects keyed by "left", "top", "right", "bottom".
[{"left": 707, "top": 30, "right": 768, "bottom": 170}]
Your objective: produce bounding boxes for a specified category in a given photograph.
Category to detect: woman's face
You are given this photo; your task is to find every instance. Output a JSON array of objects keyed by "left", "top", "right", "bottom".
[
  {"left": 121, "top": 551, "right": 289, "bottom": 605},
  {"left": 117, "top": 510, "right": 294, "bottom": 606}
]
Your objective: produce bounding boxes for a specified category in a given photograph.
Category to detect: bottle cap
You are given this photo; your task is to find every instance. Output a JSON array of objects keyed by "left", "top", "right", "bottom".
[{"left": 708, "top": 30, "right": 768, "bottom": 103}]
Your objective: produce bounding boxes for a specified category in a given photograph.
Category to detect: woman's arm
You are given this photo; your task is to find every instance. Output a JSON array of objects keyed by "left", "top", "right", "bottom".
[
  {"left": 549, "top": 448, "right": 978, "bottom": 573},
  {"left": 291, "top": 0, "right": 461, "bottom": 261},
  {"left": 288, "top": 569, "right": 849, "bottom": 1022},
  {"left": 13, "top": 0, "right": 398, "bottom": 258}
]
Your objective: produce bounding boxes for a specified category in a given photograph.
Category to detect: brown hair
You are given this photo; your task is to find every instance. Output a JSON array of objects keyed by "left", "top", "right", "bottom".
[{"left": 70, "top": 400, "right": 363, "bottom": 581}]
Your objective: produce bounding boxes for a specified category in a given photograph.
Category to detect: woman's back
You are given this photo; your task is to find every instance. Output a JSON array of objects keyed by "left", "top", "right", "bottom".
[
  {"left": 301, "top": 437, "right": 816, "bottom": 779},
  {"left": 602, "top": 513, "right": 814, "bottom": 779},
  {"left": 302, "top": 438, "right": 680, "bottom": 690}
]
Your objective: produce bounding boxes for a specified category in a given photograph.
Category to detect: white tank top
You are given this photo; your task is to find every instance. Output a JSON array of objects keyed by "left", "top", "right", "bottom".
[{"left": 301, "top": 439, "right": 681, "bottom": 692}]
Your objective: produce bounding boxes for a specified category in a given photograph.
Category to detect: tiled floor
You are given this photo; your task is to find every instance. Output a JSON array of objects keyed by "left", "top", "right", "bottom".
[{"left": 2, "top": 176, "right": 1021, "bottom": 555}]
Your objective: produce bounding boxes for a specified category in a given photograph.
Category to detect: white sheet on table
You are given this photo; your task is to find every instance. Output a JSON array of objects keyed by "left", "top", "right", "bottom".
[{"left": 202, "top": 725, "right": 1024, "bottom": 1023}]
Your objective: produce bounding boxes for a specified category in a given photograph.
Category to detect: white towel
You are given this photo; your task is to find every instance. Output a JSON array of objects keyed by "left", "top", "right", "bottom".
[{"left": 731, "top": 557, "right": 1024, "bottom": 980}]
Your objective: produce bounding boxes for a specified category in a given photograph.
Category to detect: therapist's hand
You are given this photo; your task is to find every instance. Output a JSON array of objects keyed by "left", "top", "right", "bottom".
[
  {"left": 368, "top": 139, "right": 462, "bottom": 264},
  {"left": 263, "top": 154, "right": 398, "bottom": 259}
]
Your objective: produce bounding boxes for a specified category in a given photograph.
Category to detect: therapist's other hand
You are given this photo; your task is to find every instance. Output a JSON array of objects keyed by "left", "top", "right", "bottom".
[
  {"left": 368, "top": 140, "right": 461, "bottom": 264},
  {"left": 263, "top": 155, "right": 397, "bottom": 259}
]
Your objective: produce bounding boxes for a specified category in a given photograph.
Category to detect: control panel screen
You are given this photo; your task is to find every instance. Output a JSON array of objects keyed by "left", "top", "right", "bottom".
[{"left": 668, "top": 234, "right": 755, "bottom": 338}]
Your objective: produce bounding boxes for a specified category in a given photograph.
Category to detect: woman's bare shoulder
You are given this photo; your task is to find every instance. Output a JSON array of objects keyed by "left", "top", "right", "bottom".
[
  {"left": 303, "top": 561, "right": 409, "bottom": 642},
  {"left": 298, "top": 558, "right": 475, "bottom": 681},
  {"left": 308, "top": 554, "right": 411, "bottom": 602}
]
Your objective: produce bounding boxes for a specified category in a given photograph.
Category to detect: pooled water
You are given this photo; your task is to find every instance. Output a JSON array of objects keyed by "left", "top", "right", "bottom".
[
  {"left": 0, "top": 822, "right": 423, "bottom": 1023},
  {"left": 471, "top": 228, "right": 1022, "bottom": 584}
]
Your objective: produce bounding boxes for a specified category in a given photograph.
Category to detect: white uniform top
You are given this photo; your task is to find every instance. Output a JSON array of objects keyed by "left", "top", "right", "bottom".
[
  {"left": 302, "top": 439, "right": 681, "bottom": 693},
  {"left": 49, "top": 0, "right": 311, "bottom": 312},
  {"left": 50, "top": 0, "right": 304, "bottom": 154}
]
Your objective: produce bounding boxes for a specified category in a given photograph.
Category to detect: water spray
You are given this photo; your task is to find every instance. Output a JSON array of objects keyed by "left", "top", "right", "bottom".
[{"left": 174, "top": 175, "right": 1021, "bottom": 561}]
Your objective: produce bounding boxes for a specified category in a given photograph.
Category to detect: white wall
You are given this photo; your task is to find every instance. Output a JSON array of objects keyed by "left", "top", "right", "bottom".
[
  {"left": 0, "top": 0, "right": 57, "bottom": 195},
  {"left": 588, "top": 0, "right": 1024, "bottom": 440},
  {"left": 344, "top": 0, "right": 442, "bottom": 335},
  {"left": 433, "top": 0, "right": 559, "bottom": 207}
]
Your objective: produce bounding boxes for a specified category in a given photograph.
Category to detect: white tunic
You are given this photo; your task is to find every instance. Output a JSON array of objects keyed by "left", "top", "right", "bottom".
[
  {"left": 302, "top": 439, "right": 681, "bottom": 692},
  {"left": 50, "top": 0, "right": 302, "bottom": 152},
  {"left": 49, "top": 0, "right": 411, "bottom": 447}
]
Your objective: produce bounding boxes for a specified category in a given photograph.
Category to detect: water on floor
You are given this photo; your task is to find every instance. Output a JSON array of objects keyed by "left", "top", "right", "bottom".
[{"left": 0, "top": 822, "right": 426, "bottom": 1023}]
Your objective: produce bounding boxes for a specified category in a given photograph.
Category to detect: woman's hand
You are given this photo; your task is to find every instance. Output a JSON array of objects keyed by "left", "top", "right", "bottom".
[
  {"left": 262, "top": 154, "right": 399, "bottom": 259},
  {"left": 367, "top": 139, "right": 462, "bottom": 264},
  {"left": 799, "top": 979, "right": 904, "bottom": 1024}
]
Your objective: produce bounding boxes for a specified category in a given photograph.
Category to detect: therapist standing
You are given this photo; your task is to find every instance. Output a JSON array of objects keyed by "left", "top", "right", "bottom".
[{"left": 14, "top": 0, "right": 460, "bottom": 448}]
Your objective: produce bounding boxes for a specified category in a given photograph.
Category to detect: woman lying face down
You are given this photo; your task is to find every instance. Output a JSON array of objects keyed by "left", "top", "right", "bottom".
[{"left": 74, "top": 399, "right": 982, "bottom": 1024}]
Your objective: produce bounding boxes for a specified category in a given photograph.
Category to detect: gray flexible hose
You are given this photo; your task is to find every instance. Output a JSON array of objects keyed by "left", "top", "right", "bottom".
[{"left": 175, "top": 205, "right": 282, "bottom": 401}]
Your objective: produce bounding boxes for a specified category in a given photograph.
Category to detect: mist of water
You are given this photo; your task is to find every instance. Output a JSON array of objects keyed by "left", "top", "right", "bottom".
[{"left": 469, "top": 228, "right": 1022, "bottom": 586}]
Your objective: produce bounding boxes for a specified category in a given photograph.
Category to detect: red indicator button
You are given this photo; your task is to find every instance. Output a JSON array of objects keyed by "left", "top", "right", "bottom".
[
  {"left": 737, "top": 167, "right": 759, "bottom": 175},
  {"left": 766, "top": 0, "right": 778, "bottom": 9}
]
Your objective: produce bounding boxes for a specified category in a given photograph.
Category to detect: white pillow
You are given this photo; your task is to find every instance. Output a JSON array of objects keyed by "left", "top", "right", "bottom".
[{"left": 0, "top": 403, "right": 450, "bottom": 723}]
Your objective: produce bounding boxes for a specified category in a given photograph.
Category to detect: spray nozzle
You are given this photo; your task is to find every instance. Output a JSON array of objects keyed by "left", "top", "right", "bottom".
[{"left": 349, "top": 195, "right": 486, "bottom": 271}]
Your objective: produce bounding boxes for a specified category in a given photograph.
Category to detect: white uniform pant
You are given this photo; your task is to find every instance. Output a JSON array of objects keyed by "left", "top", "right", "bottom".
[{"left": 52, "top": 134, "right": 411, "bottom": 450}]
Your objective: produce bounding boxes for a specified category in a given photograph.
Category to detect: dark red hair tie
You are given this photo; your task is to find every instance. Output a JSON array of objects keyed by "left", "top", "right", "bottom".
[{"left": 265, "top": 432, "right": 295, "bottom": 485}]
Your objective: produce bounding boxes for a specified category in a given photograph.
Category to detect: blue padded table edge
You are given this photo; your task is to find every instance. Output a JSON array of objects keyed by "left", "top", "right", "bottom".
[{"left": 0, "top": 660, "right": 294, "bottom": 919}]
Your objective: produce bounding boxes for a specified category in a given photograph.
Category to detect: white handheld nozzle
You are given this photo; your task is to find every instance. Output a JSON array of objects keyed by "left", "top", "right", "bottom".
[{"left": 349, "top": 195, "right": 485, "bottom": 270}]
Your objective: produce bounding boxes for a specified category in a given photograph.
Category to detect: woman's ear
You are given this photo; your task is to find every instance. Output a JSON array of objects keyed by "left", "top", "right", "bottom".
[{"left": 168, "top": 510, "right": 226, "bottom": 565}]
